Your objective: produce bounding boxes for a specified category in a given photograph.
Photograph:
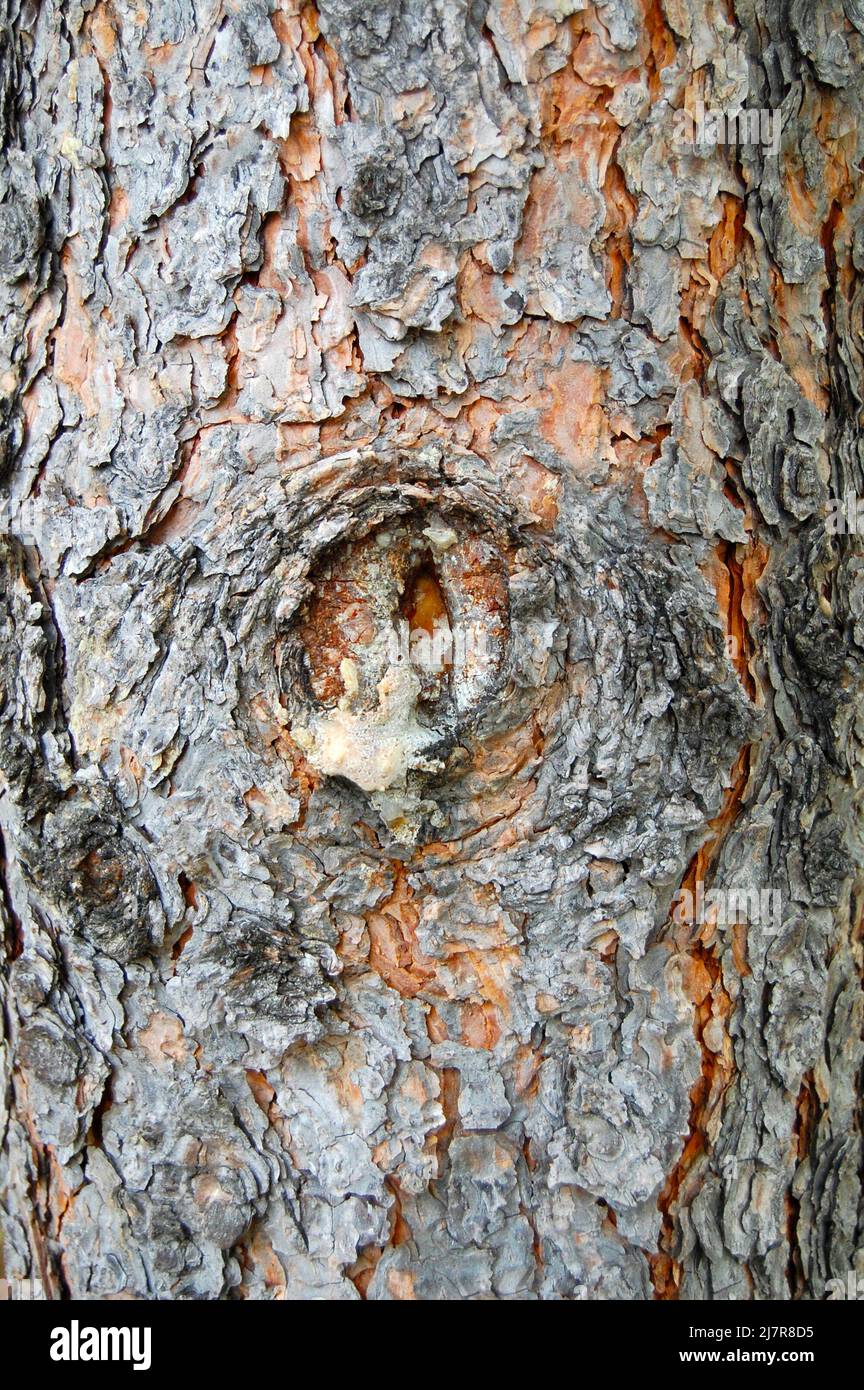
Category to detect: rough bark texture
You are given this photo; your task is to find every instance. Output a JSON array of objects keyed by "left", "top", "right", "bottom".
[{"left": 0, "top": 0, "right": 862, "bottom": 1301}]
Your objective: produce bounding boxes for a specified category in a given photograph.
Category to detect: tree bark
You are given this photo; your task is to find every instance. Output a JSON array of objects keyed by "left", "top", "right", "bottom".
[{"left": 1, "top": 0, "right": 862, "bottom": 1301}]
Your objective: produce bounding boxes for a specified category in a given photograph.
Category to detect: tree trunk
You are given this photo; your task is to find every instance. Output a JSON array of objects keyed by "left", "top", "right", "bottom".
[{"left": 1, "top": 0, "right": 862, "bottom": 1301}]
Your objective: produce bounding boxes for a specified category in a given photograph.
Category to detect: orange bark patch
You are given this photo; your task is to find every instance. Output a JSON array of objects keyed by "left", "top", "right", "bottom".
[
  {"left": 538, "top": 358, "right": 607, "bottom": 472},
  {"left": 295, "top": 575, "right": 377, "bottom": 705},
  {"left": 708, "top": 195, "right": 746, "bottom": 284},
  {"left": 385, "top": 1269, "right": 417, "bottom": 1300},
  {"left": 137, "top": 1012, "right": 188, "bottom": 1066},
  {"left": 604, "top": 160, "right": 636, "bottom": 317},
  {"left": 705, "top": 538, "right": 768, "bottom": 703},
  {"left": 279, "top": 113, "right": 322, "bottom": 184},
  {"left": 88, "top": 1, "right": 118, "bottom": 59},
  {"left": 365, "top": 866, "right": 437, "bottom": 998},
  {"left": 53, "top": 254, "right": 100, "bottom": 414},
  {"left": 642, "top": 0, "right": 678, "bottom": 96},
  {"left": 505, "top": 454, "right": 561, "bottom": 528},
  {"left": 460, "top": 1000, "right": 501, "bottom": 1049}
]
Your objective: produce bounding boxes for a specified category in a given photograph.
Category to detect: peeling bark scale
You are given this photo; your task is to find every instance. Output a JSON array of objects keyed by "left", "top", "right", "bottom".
[{"left": 0, "top": 0, "right": 862, "bottom": 1302}]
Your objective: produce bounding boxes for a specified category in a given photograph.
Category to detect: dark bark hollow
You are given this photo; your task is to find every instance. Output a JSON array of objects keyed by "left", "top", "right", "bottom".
[{"left": 0, "top": 0, "right": 862, "bottom": 1300}]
